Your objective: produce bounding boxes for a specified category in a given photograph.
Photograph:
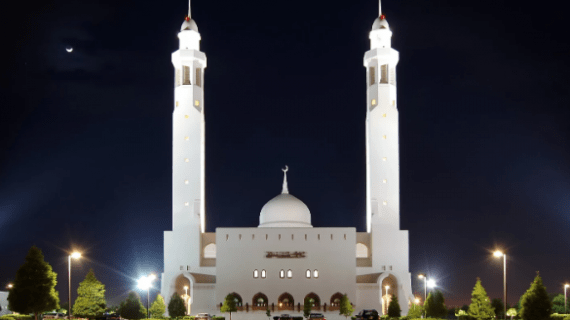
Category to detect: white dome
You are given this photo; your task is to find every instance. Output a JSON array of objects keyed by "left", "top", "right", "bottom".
[
  {"left": 372, "top": 16, "right": 389, "bottom": 30},
  {"left": 259, "top": 193, "right": 312, "bottom": 228},
  {"left": 181, "top": 19, "right": 199, "bottom": 32}
]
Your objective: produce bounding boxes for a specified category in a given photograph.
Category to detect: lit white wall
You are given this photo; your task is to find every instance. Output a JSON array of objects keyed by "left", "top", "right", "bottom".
[
  {"left": 215, "top": 228, "right": 356, "bottom": 311},
  {"left": 0, "top": 291, "right": 9, "bottom": 316}
]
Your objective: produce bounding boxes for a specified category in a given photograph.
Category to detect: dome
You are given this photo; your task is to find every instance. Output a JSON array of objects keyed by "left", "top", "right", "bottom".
[
  {"left": 258, "top": 166, "right": 312, "bottom": 228},
  {"left": 372, "top": 15, "right": 389, "bottom": 30},
  {"left": 181, "top": 18, "right": 199, "bottom": 32}
]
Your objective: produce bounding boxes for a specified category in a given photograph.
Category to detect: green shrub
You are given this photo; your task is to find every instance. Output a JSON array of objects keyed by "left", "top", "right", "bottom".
[
  {"left": 0, "top": 315, "right": 34, "bottom": 320},
  {"left": 290, "top": 317, "right": 303, "bottom": 320},
  {"left": 551, "top": 314, "right": 568, "bottom": 320},
  {"left": 211, "top": 317, "right": 224, "bottom": 320}
]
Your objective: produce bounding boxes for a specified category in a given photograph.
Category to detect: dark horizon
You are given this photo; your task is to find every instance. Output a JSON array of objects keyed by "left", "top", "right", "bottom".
[{"left": 1, "top": 0, "right": 569, "bottom": 309}]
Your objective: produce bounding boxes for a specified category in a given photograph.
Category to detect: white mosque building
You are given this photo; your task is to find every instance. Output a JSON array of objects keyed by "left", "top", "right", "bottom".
[{"left": 160, "top": 1, "right": 414, "bottom": 318}]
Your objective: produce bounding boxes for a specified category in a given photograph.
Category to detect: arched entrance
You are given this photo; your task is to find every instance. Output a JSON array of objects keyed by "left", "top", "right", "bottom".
[
  {"left": 330, "top": 292, "right": 343, "bottom": 307},
  {"left": 252, "top": 292, "right": 268, "bottom": 310},
  {"left": 380, "top": 274, "right": 398, "bottom": 315},
  {"left": 278, "top": 292, "right": 294, "bottom": 311},
  {"left": 304, "top": 293, "right": 321, "bottom": 310},
  {"left": 228, "top": 292, "right": 243, "bottom": 307},
  {"left": 175, "top": 274, "right": 191, "bottom": 315}
]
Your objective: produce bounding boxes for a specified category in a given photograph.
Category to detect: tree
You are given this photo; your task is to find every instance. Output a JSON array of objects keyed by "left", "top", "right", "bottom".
[
  {"left": 168, "top": 293, "right": 186, "bottom": 318},
  {"left": 7, "top": 246, "right": 60, "bottom": 320},
  {"left": 387, "top": 295, "right": 401, "bottom": 318},
  {"left": 468, "top": 278, "right": 495, "bottom": 320},
  {"left": 339, "top": 294, "right": 354, "bottom": 319},
  {"left": 519, "top": 272, "right": 551, "bottom": 320},
  {"left": 303, "top": 296, "right": 312, "bottom": 319},
  {"left": 552, "top": 294, "right": 569, "bottom": 314},
  {"left": 425, "top": 290, "right": 446, "bottom": 318},
  {"left": 72, "top": 269, "right": 106, "bottom": 319},
  {"left": 149, "top": 294, "right": 166, "bottom": 318},
  {"left": 455, "top": 309, "right": 469, "bottom": 320},
  {"left": 491, "top": 298, "right": 505, "bottom": 319},
  {"left": 407, "top": 303, "right": 422, "bottom": 318},
  {"left": 506, "top": 308, "right": 517, "bottom": 320},
  {"left": 118, "top": 291, "right": 146, "bottom": 320},
  {"left": 220, "top": 294, "right": 237, "bottom": 320},
  {"left": 266, "top": 307, "right": 271, "bottom": 320}
]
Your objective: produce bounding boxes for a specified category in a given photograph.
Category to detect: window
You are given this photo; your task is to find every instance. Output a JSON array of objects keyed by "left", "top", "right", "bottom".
[
  {"left": 278, "top": 234, "right": 281, "bottom": 240},
  {"left": 279, "top": 270, "right": 285, "bottom": 279},
  {"left": 382, "top": 135, "right": 387, "bottom": 139},
  {"left": 185, "top": 115, "right": 189, "bottom": 119},
  {"left": 356, "top": 243, "right": 368, "bottom": 258},
  {"left": 185, "top": 158, "right": 189, "bottom": 162},
  {"left": 392, "top": 100, "right": 395, "bottom": 106},
  {"left": 261, "top": 269, "right": 266, "bottom": 278},
  {"left": 239, "top": 234, "right": 242, "bottom": 240},
  {"left": 389, "top": 265, "right": 392, "bottom": 270},
  {"left": 382, "top": 157, "right": 387, "bottom": 161},
  {"left": 382, "top": 265, "right": 386, "bottom": 271},
  {"left": 292, "top": 234, "right": 294, "bottom": 240},
  {"left": 176, "top": 101, "right": 179, "bottom": 107},
  {"left": 344, "top": 234, "right": 347, "bottom": 240},
  {"left": 180, "top": 266, "right": 184, "bottom": 270},
  {"left": 380, "top": 64, "right": 388, "bottom": 84},
  {"left": 184, "top": 180, "right": 189, "bottom": 184},
  {"left": 287, "top": 269, "right": 293, "bottom": 278},
  {"left": 252, "top": 234, "right": 255, "bottom": 240},
  {"left": 383, "top": 179, "right": 387, "bottom": 183},
  {"left": 175, "top": 69, "right": 181, "bottom": 87},
  {"left": 330, "top": 234, "right": 333, "bottom": 240},
  {"left": 195, "top": 100, "right": 200, "bottom": 107},
  {"left": 383, "top": 201, "right": 387, "bottom": 205},
  {"left": 253, "top": 269, "right": 259, "bottom": 278},
  {"left": 204, "top": 243, "right": 216, "bottom": 258},
  {"left": 313, "top": 270, "right": 319, "bottom": 278},
  {"left": 187, "top": 266, "right": 190, "bottom": 271},
  {"left": 183, "top": 66, "right": 191, "bottom": 85},
  {"left": 184, "top": 202, "right": 189, "bottom": 206},
  {"left": 306, "top": 270, "right": 311, "bottom": 278},
  {"left": 369, "top": 67, "right": 376, "bottom": 86},
  {"left": 226, "top": 234, "right": 229, "bottom": 241},
  {"left": 196, "top": 68, "right": 202, "bottom": 87},
  {"left": 266, "top": 234, "right": 268, "bottom": 240},
  {"left": 305, "top": 234, "right": 307, "bottom": 240},
  {"left": 184, "top": 136, "right": 189, "bottom": 140},
  {"left": 318, "top": 234, "right": 320, "bottom": 240},
  {"left": 371, "top": 99, "right": 377, "bottom": 106},
  {"left": 382, "top": 113, "right": 387, "bottom": 118}
]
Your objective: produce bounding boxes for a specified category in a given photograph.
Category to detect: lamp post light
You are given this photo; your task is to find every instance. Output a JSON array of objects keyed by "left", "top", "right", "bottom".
[
  {"left": 414, "top": 298, "right": 420, "bottom": 305},
  {"left": 7, "top": 284, "right": 13, "bottom": 289},
  {"left": 68, "top": 252, "right": 81, "bottom": 320},
  {"left": 564, "top": 284, "right": 570, "bottom": 313},
  {"left": 138, "top": 274, "right": 156, "bottom": 319},
  {"left": 493, "top": 250, "right": 507, "bottom": 320},
  {"left": 184, "top": 286, "right": 189, "bottom": 315},
  {"left": 418, "top": 274, "right": 427, "bottom": 303}
]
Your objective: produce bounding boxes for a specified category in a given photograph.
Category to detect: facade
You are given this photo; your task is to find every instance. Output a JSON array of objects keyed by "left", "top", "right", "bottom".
[
  {"left": 160, "top": 1, "right": 414, "bottom": 318},
  {"left": 0, "top": 291, "right": 9, "bottom": 316}
]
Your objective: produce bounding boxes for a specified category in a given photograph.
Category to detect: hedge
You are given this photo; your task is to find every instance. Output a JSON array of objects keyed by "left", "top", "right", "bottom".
[{"left": 0, "top": 315, "right": 34, "bottom": 320}]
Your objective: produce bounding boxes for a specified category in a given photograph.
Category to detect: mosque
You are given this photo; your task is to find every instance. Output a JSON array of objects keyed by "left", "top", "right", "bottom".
[{"left": 160, "top": 1, "right": 414, "bottom": 318}]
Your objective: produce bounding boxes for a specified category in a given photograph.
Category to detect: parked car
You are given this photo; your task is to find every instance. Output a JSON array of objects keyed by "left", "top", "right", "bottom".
[
  {"left": 94, "top": 313, "right": 122, "bottom": 320},
  {"left": 43, "top": 313, "right": 65, "bottom": 319},
  {"left": 273, "top": 314, "right": 292, "bottom": 320},
  {"left": 355, "top": 309, "right": 379, "bottom": 320},
  {"left": 309, "top": 313, "right": 326, "bottom": 320},
  {"left": 195, "top": 313, "right": 212, "bottom": 320}
]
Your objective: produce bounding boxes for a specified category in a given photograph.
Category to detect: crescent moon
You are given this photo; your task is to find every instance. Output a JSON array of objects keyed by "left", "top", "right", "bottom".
[
  {"left": 282, "top": 165, "right": 288, "bottom": 172},
  {"left": 66, "top": 47, "right": 73, "bottom": 53}
]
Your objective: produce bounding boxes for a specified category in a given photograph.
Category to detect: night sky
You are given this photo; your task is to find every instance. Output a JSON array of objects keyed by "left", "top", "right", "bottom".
[{"left": 1, "top": 0, "right": 569, "bottom": 309}]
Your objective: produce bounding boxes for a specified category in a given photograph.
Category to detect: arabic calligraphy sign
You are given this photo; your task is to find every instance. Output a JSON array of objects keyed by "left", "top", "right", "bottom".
[{"left": 265, "top": 251, "right": 306, "bottom": 258}]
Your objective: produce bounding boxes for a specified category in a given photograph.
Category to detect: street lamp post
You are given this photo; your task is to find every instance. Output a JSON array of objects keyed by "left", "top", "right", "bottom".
[
  {"left": 564, "top": 284, "right": 570, "bottom": 313},
  {"left": 494, "top": 250, "right": 507, "bottom": 320},
  {"left": 138, "top": 274, "right": 156, "bottom": 319},
  {"left": 68, "top": 252, "right": 81, "bottom": 320},
  {"left": 418, "top": 274, "right": 427, "bottom": 303}
]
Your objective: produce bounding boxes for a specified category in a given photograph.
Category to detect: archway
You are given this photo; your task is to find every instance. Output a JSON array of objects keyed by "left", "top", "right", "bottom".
[
  {"left": 175, "top": 274, "right": 192, "bottom": 315},
  {"left": 204, "top": 243, "right": 216, "bottom": 258},
  {"left": 228, "top": 292, "right": 243, "bottom": 307},
  {"left": 278, "top": 292, "right": 294, "bottom": 311},
  {"left": 330, "top": 292, "right": 343, "bottom": 307},
  {"left": 252, "top": 292, "right": 268, "bottom": 309},
  {"left": 380, "top": 274, "right": 398, "bottom": 315},
  {"left": 356, "top": 243, "right": 368, "bottom": 258},
  {"left": 304, "top": 292, "right": 321, "bottom": 310}
]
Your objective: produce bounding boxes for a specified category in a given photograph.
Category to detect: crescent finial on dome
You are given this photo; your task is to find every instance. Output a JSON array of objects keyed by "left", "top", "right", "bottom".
[{"left": 282, "top": 165, "right": 289, "bottom": 194}]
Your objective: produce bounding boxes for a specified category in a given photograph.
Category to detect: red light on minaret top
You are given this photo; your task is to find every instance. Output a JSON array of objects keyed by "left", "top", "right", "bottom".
[
  {"left": 380, "top": 14, "right": 386, "bottom": 20},
  {"left": 185, "top": 16, "right": 190, "bottom": 21}
]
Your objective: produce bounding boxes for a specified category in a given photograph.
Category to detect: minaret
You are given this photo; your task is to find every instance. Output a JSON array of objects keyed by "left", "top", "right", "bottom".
[
  {"left": 172, "top": 0, "right": 207, "bottom": 234},
  {"left": 365, "top": 0, "right": 399, "bottom": 232}
]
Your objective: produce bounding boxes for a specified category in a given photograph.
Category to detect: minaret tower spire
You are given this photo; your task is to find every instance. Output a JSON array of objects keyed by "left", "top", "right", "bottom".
[
  {"left": 378, "top": 0, "right": 382, "bottom": 16},
  {"left": 364, "top": 0, "right": 399, "bottom": 232},
  {"left": 188, "top": 0, "right": 191, "bottom": 19},
  {"left": 282, "top": 166, "right": 289, "bottom": 194}
]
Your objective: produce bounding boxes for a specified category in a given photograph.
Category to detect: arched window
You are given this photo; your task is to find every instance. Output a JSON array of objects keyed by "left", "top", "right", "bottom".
[
  {"left": 253, "top": 269, "right": 259, "bottom": 278},
  {"left": 304, "top": 292, "right": 321, "bottom": 309},
  {"left": 279, "top": 269, "right": 285, "bottom": 279},
  {"left": 306, "top": 269, "right": 311, "bottom": 278},
  {"left": 356, "top": 243, "right": 368, "bottom": 258},
  {"left": 204, "top": 243, "right": 216, "bottom": 258},
  {"left": 287, "top": 269, "right": 293, "bottom": 278},
  {"left": 313, "top": 270, "right": 319, "bottom": 278},
  {"left": 261, "top": 269, "right": 266, "bottom": 278},
  {"left": 278, "top": 292, "right": 294, "bottom": 309}
]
